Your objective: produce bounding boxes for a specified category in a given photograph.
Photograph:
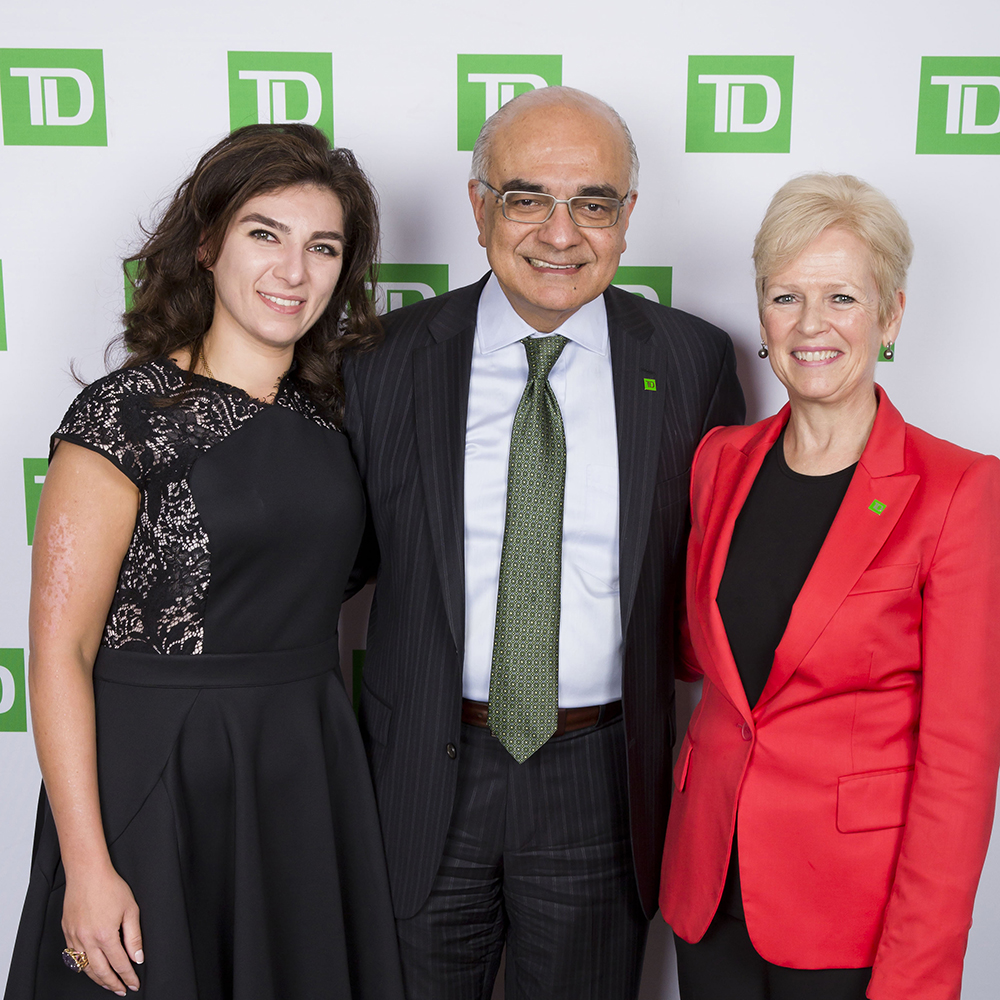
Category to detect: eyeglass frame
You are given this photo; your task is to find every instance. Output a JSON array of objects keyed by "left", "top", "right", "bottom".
[{"left": 476, "top": 179, "right": 632, "bottom": 229}]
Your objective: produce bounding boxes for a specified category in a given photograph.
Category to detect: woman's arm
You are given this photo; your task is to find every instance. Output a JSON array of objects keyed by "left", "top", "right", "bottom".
[
  {"left": 868, "top": 454, "right": 1000, "bottom": 1000},
  {"left": 29, "top": 441, "right": 142, "bottom": 996}
]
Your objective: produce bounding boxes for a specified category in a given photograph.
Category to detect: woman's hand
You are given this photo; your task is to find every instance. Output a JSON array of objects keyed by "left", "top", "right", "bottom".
[{"left": 62, "top": 864, "right": 143, "bottom": 994}]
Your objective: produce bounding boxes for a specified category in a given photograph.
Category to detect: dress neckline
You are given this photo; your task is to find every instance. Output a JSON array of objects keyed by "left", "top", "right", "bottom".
[{"left": 160, "top": 355, "right": 292, "bottom": 407}]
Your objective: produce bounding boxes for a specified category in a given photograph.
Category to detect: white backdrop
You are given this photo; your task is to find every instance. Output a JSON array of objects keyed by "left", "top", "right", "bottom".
[{"left": 2, "top": 1, "right": 999, "bottom": 996}]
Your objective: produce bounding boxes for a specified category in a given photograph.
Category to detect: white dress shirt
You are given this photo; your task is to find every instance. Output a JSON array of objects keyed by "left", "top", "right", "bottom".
[{"left": 463, "top": 274, "right": 622, "bottom": 707}]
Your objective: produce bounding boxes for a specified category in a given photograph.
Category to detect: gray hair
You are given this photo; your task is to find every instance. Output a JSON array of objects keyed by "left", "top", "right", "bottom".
[{"left": 470, "top": 86, "right": 639, "bottom": 196}]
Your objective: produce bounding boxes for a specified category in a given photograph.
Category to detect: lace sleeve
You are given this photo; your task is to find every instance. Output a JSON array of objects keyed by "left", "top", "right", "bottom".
[{"left": 50, "top": 369, "right": 162, "bottom": 487}]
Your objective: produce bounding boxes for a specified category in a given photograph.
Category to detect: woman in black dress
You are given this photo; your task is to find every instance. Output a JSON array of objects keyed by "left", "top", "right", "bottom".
[{"left": 4, "top": 124, "right": 404, "bottom": 1000}]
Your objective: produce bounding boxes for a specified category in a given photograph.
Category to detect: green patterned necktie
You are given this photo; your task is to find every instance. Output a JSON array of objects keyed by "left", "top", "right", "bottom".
[{"left": 488, "top": 334, "right": 569, "bottom": 763}]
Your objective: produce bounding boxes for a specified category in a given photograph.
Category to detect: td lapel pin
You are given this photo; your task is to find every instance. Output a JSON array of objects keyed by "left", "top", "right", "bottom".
[
  {"left": 643, "top": 378, "right": 657, "bottom": 391},
  {"left": 869, "top": 499, "right": 887, "bottom": 515}
]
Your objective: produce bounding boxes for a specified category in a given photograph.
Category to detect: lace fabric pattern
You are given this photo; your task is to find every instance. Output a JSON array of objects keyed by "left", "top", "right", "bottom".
[{"left": 52, "top": 357, "right": 337, "bottom": 654}]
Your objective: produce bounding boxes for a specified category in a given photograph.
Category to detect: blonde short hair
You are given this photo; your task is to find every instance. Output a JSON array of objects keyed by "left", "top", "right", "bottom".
[{"left": 753, "top": 173, "right": 913, "bottom": 328}]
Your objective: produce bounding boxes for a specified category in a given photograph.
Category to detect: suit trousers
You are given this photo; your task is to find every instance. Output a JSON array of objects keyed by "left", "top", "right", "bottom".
[
  {"left": 673, "top": 909, "right": 872, "bottom": 1000},
  {"left": 395, "top": 715, "right": 648, "bottom": 1000}
]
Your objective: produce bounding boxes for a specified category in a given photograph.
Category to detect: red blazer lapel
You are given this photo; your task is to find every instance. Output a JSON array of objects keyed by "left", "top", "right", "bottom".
[
  {"left": 758, "top": 389, "right": 920, "bottom": 708},
  {"left": 694, "top": 409, "right": 789, "bottom": 720}
]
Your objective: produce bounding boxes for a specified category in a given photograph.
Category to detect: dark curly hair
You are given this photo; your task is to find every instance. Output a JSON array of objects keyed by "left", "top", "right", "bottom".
[{"left": 120, "top": 123, "right": 380, "bottom": 420}]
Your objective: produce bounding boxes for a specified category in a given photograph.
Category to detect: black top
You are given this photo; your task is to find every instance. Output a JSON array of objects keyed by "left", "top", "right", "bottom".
[
  {"left": 716, "top": 428, "right": 857, "bottom": 708},
  {"left": 52, "top": 357, "right": 363, "bottom": 655},
  {"left": 715, "top": 428, "right": 856, "bottom": 920}
]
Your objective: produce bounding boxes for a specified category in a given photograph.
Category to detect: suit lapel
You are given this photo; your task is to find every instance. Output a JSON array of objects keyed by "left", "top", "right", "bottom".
[
  {"left": 607, "top": 289, "right": 666, "bottom": 633},
  {"left": 759, "top": 393, "right": 918, "bottom": 706},
  {"left": 695, "top": 414, "right": 787, "bottom": 720},
  {"left": 412, "top": 278, "right": 485, "bottom": 655}
]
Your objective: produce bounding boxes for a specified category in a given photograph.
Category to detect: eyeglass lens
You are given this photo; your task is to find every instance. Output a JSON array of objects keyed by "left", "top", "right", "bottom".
[{"left": 501, "top": 192, "right": 621, "bottom": 228}]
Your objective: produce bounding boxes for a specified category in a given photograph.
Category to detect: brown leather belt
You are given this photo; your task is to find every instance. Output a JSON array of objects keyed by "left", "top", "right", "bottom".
[{"left": 461, "top": 698, "right": 622, "bottom": 736}]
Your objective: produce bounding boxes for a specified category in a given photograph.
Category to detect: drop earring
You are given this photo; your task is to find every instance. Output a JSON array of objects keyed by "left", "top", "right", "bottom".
[
  {"left": 758, "top": 342, "right": 769, "bottom": 359},
  {"left": 882, "top": 342, "right": 894, "bottom": 361}
]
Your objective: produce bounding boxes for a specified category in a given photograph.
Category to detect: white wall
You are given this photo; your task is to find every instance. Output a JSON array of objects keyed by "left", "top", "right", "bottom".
[{"left": 2, "top": 1, "right": 999, "bottom": 995}]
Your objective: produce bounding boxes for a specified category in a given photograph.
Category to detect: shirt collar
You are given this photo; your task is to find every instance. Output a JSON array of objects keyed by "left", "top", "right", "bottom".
[{"left": 476, "top": 272, "right": 609, "bottom": 356}]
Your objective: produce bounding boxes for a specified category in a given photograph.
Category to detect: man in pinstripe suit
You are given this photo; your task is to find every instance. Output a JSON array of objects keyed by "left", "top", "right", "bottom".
[{"left": 342, "top": 87, "right": 745, "bottom": 999}]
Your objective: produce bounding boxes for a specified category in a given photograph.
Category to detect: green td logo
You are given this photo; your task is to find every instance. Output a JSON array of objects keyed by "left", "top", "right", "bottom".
[
  {"left": 686, "top": 56, "right": 794, "bottom": 153},
  {"left": 612, "top": 266, "right": 672, "bottom": 307},
  {"left": 0, "top": 260, "right": 6, "bottom": 350},
  {"left": 0, "top": 648, "right": 27, "bottom": 733},
  {"left": 916, "top": 57, "right": 1000, "bottom": 154},
  {"left": 0, "top": 48, "right": 107, "bottom": 146},
  {"left": 228, "top": 52, "right": 334, "bottom": 144},
  {"left": 457, "top": 54, "right": 561, "bottom": 151},
  {"left": 369, "top": 264, "right": 449, "bottom": 314},
  {"left": 24, "top": 458, "right": 47, "bottom": 545},
  {"left": 124, "top": 259, "right": 141, "bottom": 311}
]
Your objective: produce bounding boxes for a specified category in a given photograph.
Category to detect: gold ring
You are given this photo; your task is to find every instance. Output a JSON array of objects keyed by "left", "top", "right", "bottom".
[{"left": 61, "top": 948, "right": 89, "bottom": 973}]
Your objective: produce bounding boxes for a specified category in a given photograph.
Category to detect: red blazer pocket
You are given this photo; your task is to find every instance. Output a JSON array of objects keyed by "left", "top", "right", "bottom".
[
  {"left": 848, "top": 563, "right": 918, "bottom": 595},
  {"left": 674, "top": 737, "right": 693, "bottom": 792},
  {"left": 836, "top": 766, "right": 914, "bottom": 833}
]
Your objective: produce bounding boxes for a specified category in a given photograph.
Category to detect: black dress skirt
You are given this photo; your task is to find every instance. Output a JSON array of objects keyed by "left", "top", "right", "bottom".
[{"left": 4, "top": 359, "right": 404, "bottom": 1000}]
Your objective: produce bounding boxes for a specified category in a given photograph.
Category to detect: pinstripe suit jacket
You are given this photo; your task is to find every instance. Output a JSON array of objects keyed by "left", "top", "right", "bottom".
[{"left": 342, "top": 274, "right": 745, "bottom": 919}]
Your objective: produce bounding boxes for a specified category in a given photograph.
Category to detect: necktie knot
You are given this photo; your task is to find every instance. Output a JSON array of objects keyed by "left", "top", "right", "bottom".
[{"left": 522, "top": 335, "right": 568, "bottom": 382}]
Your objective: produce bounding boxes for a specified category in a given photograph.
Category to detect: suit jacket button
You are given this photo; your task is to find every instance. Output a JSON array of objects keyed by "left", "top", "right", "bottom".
[
  {"left": 446, "top": 743, "right": 458, "bottom": 759},
  {"left": 740, "top": 722, "right": 753, "bottom": 741}
]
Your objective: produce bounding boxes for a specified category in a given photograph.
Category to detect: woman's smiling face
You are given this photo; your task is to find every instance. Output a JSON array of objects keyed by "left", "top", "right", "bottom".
[
  {"left": 761, "top": 226, "right": 904, "bottom": 411},
  {"left": 207, "top": 183, "right": 346, "bottom": 353}
]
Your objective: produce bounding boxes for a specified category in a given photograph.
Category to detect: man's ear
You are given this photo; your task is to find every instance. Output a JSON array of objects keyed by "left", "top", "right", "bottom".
[
  {"left": 468, "top": 180, "right": 488, "bottom": 249},
  {"left": 618, "top": 190, "right": 638, "bottom": 239}
]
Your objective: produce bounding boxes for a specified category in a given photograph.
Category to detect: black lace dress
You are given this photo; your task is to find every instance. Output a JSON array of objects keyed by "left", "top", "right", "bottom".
[{"left": 4, "top": 358, "right": 404, "bottom": 1000}]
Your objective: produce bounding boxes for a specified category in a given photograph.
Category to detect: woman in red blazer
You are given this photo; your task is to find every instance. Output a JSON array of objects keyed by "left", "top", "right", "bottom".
[{"left": 660, "top": 174, "right": 1000, "bottom": 1000}]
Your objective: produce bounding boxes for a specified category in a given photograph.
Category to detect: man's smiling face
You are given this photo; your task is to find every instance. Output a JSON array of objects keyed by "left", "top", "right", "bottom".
[{"left": 469, "top": 96, "right": 636, "bottom": 333}]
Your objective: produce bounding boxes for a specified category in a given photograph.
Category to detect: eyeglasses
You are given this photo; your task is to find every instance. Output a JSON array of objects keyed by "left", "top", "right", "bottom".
[{"left": 478, "top": 179, "right": 630, "bottom": 229}]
